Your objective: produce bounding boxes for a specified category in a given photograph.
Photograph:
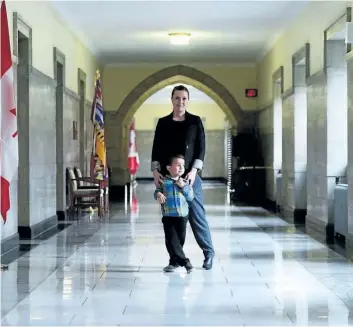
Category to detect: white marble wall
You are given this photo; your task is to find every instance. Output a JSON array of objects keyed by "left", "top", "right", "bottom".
[
  {"left": 84, "top": 101, "right": 93, "bottom": 176},
  {"left": 63, "top": 93, "right": 80, "bottom": 169},
  {"left": 346, "top": 56, "right": 353, "bottom": 245},
  {"left": 293, "top": 86, "right": 308, "bottom": 209},
  {"left": 281, "top": 86, "right": 307, "bottom": 219},
  {"left": 105, "top": 112, "right": 129, "bottom": 185},
  {"left": 203, "top": 130, "right": 227, "bottom": 178},
  {"left": 281, "top": 93, "right": 295, "bottom": 214},
  {"left": 306, "top": 71, "right": 328, "bottom": 233},
  {"left": 29, "top": 72, "right": 57, "bottom": 226},
  {"left": 273, "top": 86, "right": 282, "bottom": 174},
  {"left": 257, "top": 104, "right": 276, "bottom": 201},
  {"left": 1, "top": 67, "right": 84, "bottom": 242},
  {"left": 306, "top": 41, "right": 348, "bottom": 235},
  {"left": 326, "top": 41, "right": 348, "bottom": 229},
  {"left": 326, "top": 69, "right": 348, "bottom": 179},
  {"left": 257, "top": 49, "right": 347, "bottom": 239}
]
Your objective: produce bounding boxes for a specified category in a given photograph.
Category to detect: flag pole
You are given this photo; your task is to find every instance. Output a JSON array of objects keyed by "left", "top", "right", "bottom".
[
  {"left": 1, "top": 222, "right": 8, "bottom": 269},
  {"left": 129, "top": 173, "right": 133, "bottom": 205},
  {"left": 90, "top": 70, "right": 99, "bottom": 177},
  {"left": 90, "top": 69, "right": 109, "bottom": 215}
]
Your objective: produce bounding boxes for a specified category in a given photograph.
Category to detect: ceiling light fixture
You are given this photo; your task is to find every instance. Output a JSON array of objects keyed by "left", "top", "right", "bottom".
[{"left": 168, "top": 32, "right": 191, "bottom": 45}]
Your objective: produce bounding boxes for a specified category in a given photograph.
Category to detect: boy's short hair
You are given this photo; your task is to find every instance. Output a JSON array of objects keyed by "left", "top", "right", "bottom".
[{"left": 167, "top": 154, "right": 185, "bottom": 166}]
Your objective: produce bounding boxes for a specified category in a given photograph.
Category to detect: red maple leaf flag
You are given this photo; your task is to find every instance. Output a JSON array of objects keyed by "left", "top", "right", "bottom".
[
  {"left": 1, "top": 0, "right": 19, "bottom": 223},
  {"left": 128, "top": 119, "right": 139, "bottom": 176}
]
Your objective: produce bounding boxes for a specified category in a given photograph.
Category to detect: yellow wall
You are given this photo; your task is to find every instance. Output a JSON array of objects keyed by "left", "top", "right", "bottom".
[
  {"left": 134, "top": 102, "right": 226, "bottom": 130},
  {"left": 102, "top": 64, "right": 257, "bottom": 112},
  {"left": 6, "top": 1, "right": 99, "bottom": 100},
  {"left": 9, "top": 1, "right": 348, "bottom": 113},
  {"left": 256, "top": 1, "right": 349, "bottom": 108}
]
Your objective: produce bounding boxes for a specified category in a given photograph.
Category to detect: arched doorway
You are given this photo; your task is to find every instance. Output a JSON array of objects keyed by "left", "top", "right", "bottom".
[
  {"left": 134, "top": 83, "right": 229, "bottom": 179},
  {"left": 106, "top": 65, "right": 244, "bottom": 190},
  {"left": 118, "top": 65, "right": 244, "bottom": 125}
]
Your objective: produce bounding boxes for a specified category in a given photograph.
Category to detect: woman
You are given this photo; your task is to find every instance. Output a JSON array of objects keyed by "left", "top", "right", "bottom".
[{"left": 151, "top": 84, "right": 214, "bottom": 270}]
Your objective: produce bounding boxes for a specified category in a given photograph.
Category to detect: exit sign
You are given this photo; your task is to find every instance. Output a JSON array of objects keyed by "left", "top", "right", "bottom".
[{"left": 245, "top": 88, "right": 258, "bottom": 98}]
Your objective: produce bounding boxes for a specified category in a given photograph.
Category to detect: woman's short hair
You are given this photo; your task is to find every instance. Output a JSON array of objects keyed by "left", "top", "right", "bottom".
[{"left": 171, "top": 85, "right": 189, "bottom": 99}]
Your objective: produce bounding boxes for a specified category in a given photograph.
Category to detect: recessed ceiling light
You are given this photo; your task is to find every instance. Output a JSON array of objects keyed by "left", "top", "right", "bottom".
[{"left": 168, "top": 32, "right": 191, "bottom": 45}]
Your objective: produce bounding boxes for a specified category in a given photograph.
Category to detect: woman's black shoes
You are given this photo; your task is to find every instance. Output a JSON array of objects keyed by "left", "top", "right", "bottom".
[{"left": 202, "top": 257, "right": 213, "bottom": 270}]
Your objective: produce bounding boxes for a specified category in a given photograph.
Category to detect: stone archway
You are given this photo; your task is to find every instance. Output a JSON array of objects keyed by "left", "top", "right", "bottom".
[
  {"left": 106, "top": 65, "right": 245, "bottom": 190},
  {"left": 118, "top": 65, "right": 244, "bottom": 125}
]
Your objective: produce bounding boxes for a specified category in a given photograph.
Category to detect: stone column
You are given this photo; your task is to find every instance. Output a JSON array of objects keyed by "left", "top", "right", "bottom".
[
  {"left": 292, "top": 84, "right": 308, "bottom": 219},
  {"left": 105, "top": 111, "right": 130, "bottom": 199},
  {"left": 307, "top": 38, "right": 347, "bottom": 240},
  {"left": 306, "top": 86, "right": 346, "bottom": 238},
  {"left": 281, "top": 89, "right": 295, "bottom": 219},
  {"left": 306, "top": 70, "right": 329, "bottom": 237},
  {"left": 257, "top": 104, "right": 275, "bottom": 202},
  {"left": 273, "top": 68, "right": 283, "bottom": 209},
  {"left": 77, "top": 69, "right": 87, "bottom": 172},
  {"left": 346, "top": 53, "right": 353, "bottom": 247},
  {"left": 84, "top": 100, "right": 93, "bottom": 176},
  {"left": 281, "top": 63, "right": 308, "bottom": 223}
]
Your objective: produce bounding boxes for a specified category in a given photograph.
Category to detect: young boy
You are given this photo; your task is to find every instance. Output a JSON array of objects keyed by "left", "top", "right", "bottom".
[{"left": 154, "top": 154, "right": 194, "bottom": 273}]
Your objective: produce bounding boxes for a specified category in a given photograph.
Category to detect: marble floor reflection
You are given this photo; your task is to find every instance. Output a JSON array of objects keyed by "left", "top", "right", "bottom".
[{"left": 2, "top": 181, "right": 353, "bottom": 326}]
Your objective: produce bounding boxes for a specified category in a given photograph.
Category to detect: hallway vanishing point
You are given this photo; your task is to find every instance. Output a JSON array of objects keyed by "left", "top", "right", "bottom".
[{"left": 1, "top": 181, "right": 353, "bottom": 326}]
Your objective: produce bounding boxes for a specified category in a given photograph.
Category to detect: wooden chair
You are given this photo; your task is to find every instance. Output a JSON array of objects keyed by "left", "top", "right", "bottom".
[
  {"left": 74, "top": 166, "right": 109, "bottom": 214},
  {"left": 74, "top": 166, "right": 99, "bottom": 189},
  {"left": 67, "top": 168, "right": 104, "bottom": 218}
]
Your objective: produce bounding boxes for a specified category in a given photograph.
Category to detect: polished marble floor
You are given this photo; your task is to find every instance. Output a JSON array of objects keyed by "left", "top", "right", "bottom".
[{"left": 2, "top": 181, "right": 353, "bottom": 326}]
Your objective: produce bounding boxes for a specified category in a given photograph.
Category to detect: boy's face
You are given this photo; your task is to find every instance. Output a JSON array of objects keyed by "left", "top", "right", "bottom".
[{"left": 167, "top": 157, "right": 185, "bottom": 177}]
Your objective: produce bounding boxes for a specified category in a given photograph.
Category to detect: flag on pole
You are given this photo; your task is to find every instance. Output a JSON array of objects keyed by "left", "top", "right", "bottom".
[
  {"left": 1, "top": 0, "right": 19, "bottom": 223},
  {"left": 90, "top": 70, "right": 106, "bottom": 180},
  {"left": 128, "top": 118, "right": 139, "bottom": 175}
]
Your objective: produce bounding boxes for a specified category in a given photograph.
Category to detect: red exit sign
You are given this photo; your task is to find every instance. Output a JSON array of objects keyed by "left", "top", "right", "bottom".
[{"left": 245, "top": 88, "right": 258, "bottom": 98}]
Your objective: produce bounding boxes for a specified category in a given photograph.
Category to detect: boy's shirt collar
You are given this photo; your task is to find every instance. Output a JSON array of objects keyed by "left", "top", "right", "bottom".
[{"left": 165, "top": 175, "right": 180, "bottom": 181}]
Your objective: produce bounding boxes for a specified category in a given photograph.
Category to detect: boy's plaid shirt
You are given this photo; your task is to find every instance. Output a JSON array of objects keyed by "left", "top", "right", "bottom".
[{"left": 154, "top": 176, "right": 194, "bottom": 217}]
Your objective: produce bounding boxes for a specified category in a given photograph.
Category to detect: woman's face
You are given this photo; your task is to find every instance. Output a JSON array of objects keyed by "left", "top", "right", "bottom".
[{"left": 171, "top": 90, "right": 189, "bottom": 114}]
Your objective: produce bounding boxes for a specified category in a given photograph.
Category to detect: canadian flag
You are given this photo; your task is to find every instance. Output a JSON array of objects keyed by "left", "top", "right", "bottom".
[
  {"left": 128, "top": 119, "right": 139, "bottom": 176},
  {"left": 1, "top": 0, "right": 19, "bottom": 223}
]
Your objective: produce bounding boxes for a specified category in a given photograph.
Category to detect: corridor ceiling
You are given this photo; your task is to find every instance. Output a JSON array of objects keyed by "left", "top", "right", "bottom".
[{"left": 49, "top": 1, "right": 309, "bottom": 64}]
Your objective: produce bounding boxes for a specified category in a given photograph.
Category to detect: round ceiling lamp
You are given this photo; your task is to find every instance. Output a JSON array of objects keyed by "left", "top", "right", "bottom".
[{"left": 168, "top": 32, "right": 191, "bottom": 45}]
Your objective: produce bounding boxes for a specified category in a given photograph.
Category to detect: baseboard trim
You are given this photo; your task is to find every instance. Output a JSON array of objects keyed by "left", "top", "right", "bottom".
[
  {"left": 18, "top": 214, "right": 58, "bottom": 240},
  {"left": 294, "top": 208, "right": 307, "bottom": 225},
  {"left": 57, "top": 210, "right": 67, "bottom": 221},
  {"left": 109, "top": 184, "right": 130, "bottom": 202},
  {"left": 346, "top": 233, "right": 353, "bottom": 249},
  {"left": 306, "top": 214, "right": 334, "bottom": 243},
  {"left": 1, "top": 211, "right": 72, "bottom": 255},
  {"left": 281, "top": 205, "right": 307, "bottom": 225},
  {"left": 2, "top": 221, "right": 72, "bottom": 265},
  {"left": 262, "top": 198, "right": 277, "bottom": 213},
  {"left": 1, "top": 233, "right": 20, "bottom": 255}
]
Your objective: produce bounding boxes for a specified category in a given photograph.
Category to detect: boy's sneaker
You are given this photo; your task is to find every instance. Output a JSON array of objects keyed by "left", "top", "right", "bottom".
[
  {"left": 185, "top": 261, "right": 194, "bottom": 273},
  {"left": 163, "top": 264, "right": 177, "bottom": 272}
]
